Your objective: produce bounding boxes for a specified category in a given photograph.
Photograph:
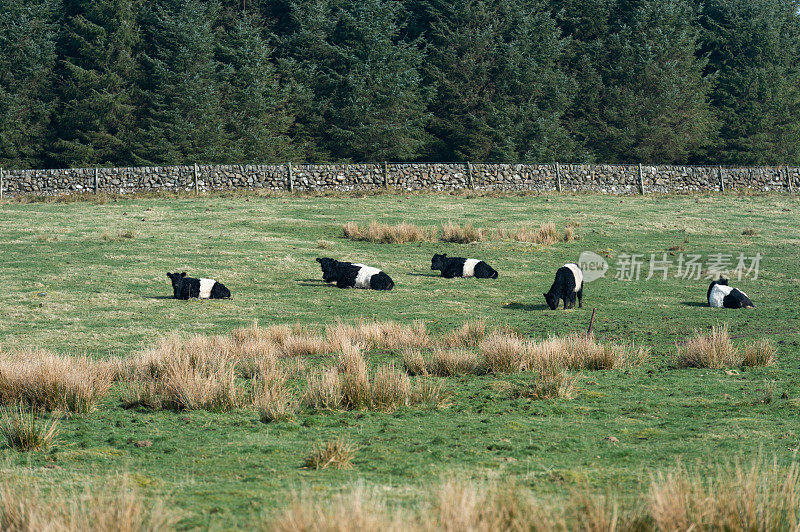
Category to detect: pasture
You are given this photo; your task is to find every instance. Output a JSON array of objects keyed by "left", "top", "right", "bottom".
[{"left": 0, "top": 191, "right": 798, "bottom": 529}]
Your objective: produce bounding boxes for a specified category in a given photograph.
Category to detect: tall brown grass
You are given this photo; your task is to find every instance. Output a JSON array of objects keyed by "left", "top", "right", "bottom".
[
  {"left": 0, "top": 349, "right": 113, "bottom": 413},
  {"left": 648, "top": 457, "right": 800, "bottom": 531},
  {"left": 0, "top": 474, "right": 178, "bottom": 531},
  {"left": 677, "top": 324, "right": 739, "bottom": 368},
  {"left": 253, "top": 375, "right": 298, "bottom": 423},
  {"left": 369, "top": 363, "right": 411, "bottom": 411},
  {"left": 439, "top": 319, "right": 493, "bottom": 348},
  {"left": 440, "top": 221, "right": 486, "bottom": 243},
  {"left": 267, "top": 457, "right": 800, "bottom": 531},
  {"left": 497, "top": 222, "right": 577, "bottom": 244},
  {"left": 342, "top": 221, "right": 434, "bottom": 243},
  {"left": 479, "top": 332, "right": 648, "bottom": 374},
  {"left": 119, "top": 334, "right": 244, "bottom": 411},
  {"left": 0, "top": 405, "right": 60, "bottom": 451},
  {"left": 677, "top": 324, "right": 773, "bottom": 369},
  {"left": 305, "top": 436, "right": 357, "bottom": 470},
  {"left": 743, "top": 339, "right": 776, "bottom": 367}
]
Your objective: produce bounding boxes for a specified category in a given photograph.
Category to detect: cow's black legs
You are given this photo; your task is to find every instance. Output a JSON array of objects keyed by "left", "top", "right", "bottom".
[{"left": 577, "top": 287, "right": 583, "bottom": 308}]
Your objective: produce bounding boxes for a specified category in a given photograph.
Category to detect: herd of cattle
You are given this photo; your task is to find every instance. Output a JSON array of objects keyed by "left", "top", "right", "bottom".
[{"left": 166, "top": 254, "right": 755, "bottom": 310}]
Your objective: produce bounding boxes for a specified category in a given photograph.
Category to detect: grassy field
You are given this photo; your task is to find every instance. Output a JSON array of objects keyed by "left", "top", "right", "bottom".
[{"left": 0, "top": 191, "right": 799, "bottom": 529}]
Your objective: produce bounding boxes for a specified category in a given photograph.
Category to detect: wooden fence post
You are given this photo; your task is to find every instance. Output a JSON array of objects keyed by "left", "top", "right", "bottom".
[
  {"left": 0, "top": 167, "right": 4, "bottom": 201},
  {"left": 718, "top": 165, "right": 725, "bottom": 192},
  {"left": 555, "top": 162, "right": 562, "bottom": 192},
  {"left": 287, "top": 162, "right": 293, "bottom": 192},
  {"left": 193, "top": 163, "right": 199, "bottom": 195},
  {"left": 787, "top": 166, "right": 793, "bottom": 193},
  {"left": 638, "top": 163, "right": 645, "bottom": 195},
  {"left": 93, "top": 168, "right": 99, "bottom": 194},
  {"left": 467, "top": 162, "right": 473, "bottom": 190},
  {"left": 383, "top": 161, "right": 389, "bottom": 189}
]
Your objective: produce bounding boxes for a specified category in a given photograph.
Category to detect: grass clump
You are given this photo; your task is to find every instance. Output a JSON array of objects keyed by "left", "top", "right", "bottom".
[
  {"left": 0, "top": 405, "right": 59, "bottom": 451},
  {"left": 253, "top": 376, "right": 298, "bottom": 423},
  {"left": 119, "top": 334, "right": 245, "bottom": 412},
  {"left": 677, "top": 325, "right": 775, "bottom": 369},
  {"left": 440, "top": 221, "right": 486, "bottom": 243},
  {"left": 743, "top": 339, "right": 776, "bottom": 367},
  {"left": 0, "top": 349, "right": 113, "bottom": 414},
  {"left": 0, "top": 474, "right": 178, "bottom": 531},
  {"left": 305, "top": 436, "right": 357, "bottom": 470},
  {"left": 647, "top": 457, "right": 800, "bottom": 531},
  {"left": 342, "top": 221, "right": 433, "bottom": 243}
]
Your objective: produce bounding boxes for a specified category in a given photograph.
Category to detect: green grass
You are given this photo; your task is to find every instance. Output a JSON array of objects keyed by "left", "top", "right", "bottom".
[{"left": 0, "top": 191, "right": 798, "bottom": 529}]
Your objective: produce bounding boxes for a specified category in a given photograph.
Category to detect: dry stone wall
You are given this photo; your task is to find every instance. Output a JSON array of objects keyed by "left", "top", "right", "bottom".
[{"left": 0, "top": 163, "right": 797, "bottom": 197}]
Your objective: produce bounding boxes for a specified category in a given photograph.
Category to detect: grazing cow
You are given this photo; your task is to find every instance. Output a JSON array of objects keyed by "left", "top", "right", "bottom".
[
  {"left": 707, "top": 278, "right": 755, "bottom": 308},
  {"left": 544, "top": 263, "right": 583, "bottom": 310},
  {"left": 430, "top": 253, "right": 498, "bottom": 279},
  {"left": 166, "top": 272, "right": 231, "bottom": 300},
  {"left": 315, "top": 258, "right": 394, "bottom": 290}
]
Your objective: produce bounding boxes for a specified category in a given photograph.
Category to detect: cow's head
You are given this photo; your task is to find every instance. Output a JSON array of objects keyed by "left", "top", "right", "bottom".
[
  {"left": 316, "top": 258, "right": 340, "bottom": 283},
  {"left": 431, "top": 253, "right": 447, "bottom": 271},
  {"left": 543, "top": 291, "right": 559, "bottom": 310},
  {"left": 166, "top": 272, "right": 187, "bottom": 298}
]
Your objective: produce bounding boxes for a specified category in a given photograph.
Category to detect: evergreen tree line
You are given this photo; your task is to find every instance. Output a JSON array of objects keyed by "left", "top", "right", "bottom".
[{"left": 1, "top": 0, "right": 798, "bottom": 169}]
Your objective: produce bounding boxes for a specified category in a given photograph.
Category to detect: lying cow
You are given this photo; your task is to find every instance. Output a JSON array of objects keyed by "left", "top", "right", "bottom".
[
  {"left": 166, "top": 272, "right": 231, "bottom": 300},
  {"left": 430, "top": 253, "right": 498, "bottom": 279},
  {"left": 316, "top": 258, "right": 394, "bottom": 290},
  {"left": 707, "top": 278, "right": 755, "bottom": 308},
  {"left": 544, "top": 263, "right": 583, "bottom": 310}
]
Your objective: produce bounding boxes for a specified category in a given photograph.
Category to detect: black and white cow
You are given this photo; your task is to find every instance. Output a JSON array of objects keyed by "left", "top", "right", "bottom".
[
  {"left": 707, "top": 278, "right": 755, "bottom": 309},
  {"left": 315, "top": 258, "right": 394, "bottom": 290},
  {"left": 543, "top": 263, "right": 583, "bottom": 310},
  {"left": 430, "top": 253, "right": 498, "bottom": 279},
  {"left": 166, "top": 272, "right": 231, "bottom": 300}
]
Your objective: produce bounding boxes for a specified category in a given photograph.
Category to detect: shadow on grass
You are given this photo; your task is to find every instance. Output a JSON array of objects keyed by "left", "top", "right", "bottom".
[
  {"left": 146, "top": 295, "right": 175, "bottom": 300},
  {"left": 407, "top": 272, "right": 440, "bottom": 277},
  {"left": 680, "top": 301, "right": 707, "bottom": 307},
  {"left": 503, "top": 302, "right": 548, "bottom": 311},
  {"left": 297, "top": 279, "right": 329, "bottom": 287}
]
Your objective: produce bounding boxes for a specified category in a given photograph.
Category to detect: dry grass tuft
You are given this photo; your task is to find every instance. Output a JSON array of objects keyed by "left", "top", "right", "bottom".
[
  {"left": 270, "top": 487, "right": 401, "bottom": 531},
  {"left": 0, "top": 474, "right": 178, "bottom": 531},
  {"left": 439, "top": 319, "right": 493, "bottom": 348},
  {"left": 343, "top": 221, "right": 433, "bottom": 244},
  {"left": 742, "top": 227, "right": 759, "bottom": 236},
  {"left": 412, "top": 378, "right": 444, "bottom": 407},
  {"left": 677, "top": 324, "right": 739, "bottom": 369},
  {"left": 743, "top": 339, "right": 776, "bottom": 367},
  {"left": 326, "top": 319, "right": 431, "bottom": 352},
  {"left": 369, "top": 363, "right": 411, "bottom": 411},
  {"left": 305, "top": 437, "right": 357, "bottom": 470},
  {"left": 0, "top": 405, "right": 60, "bottom": 451},
  {"left": 316, "top": 239, "right": 334, "bottom": 250},
  {"left": 440, "top": 221, "right": 486, "bottom": 243},
  {"left": 526, "top": 356, "right": 579, "bottom": 400},
  {"left": 253, "top": 376, "right": 298, "bottom": 423},
  {"left": 402, "top": 349, "right": 428, "bottom": 377},
  {"left": 0, "top": 349, "right": 113, "bottom": 413},
  {"left": 120, "top": 334, "right": 245, "bottom": 411},
  {"left": 648, "top": 457, "right": 800, "bottom": 531},
  {"left": 479, "top": 332, "right": 527, "bottom": 374},
  {"left": 428, "top": 348, "right": 481, "bottom": 376},
  {"left": 303, "top": 368, "right": 343, "bottom": 410}
]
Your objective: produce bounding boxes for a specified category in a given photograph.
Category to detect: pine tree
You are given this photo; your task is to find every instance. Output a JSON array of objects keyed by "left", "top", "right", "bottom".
[
  {"left": 269, "top": 0, "right": 431, "bottom": 161},
  {"left": 699, "top": 0, "right": 800, "bottom": 165},
  {"left": 424, "top": 0, "right": 576, "bottom": 162},
  {"left": 216, "top": 13, "right": 296, "bottom": 163},
  {"left": 593, "top": 0, "right": 716, "bottom": 163},
  {"left": 0, "top": 0, "right": 58, "bottom": 168},
  {"left": 50, "top": 0, "right": 140, "bottom": 167},
  {"left": 134, "top": 0, "right": 226, "bottom": 165}
]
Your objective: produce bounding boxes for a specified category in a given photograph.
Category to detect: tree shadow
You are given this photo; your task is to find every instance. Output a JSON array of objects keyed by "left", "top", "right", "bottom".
[
  {"left": 503, "top": 302, "right": 549, "bottom": 311},
  {"left": 680, "top": 301, "right": 707, "bottom": 307}
]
